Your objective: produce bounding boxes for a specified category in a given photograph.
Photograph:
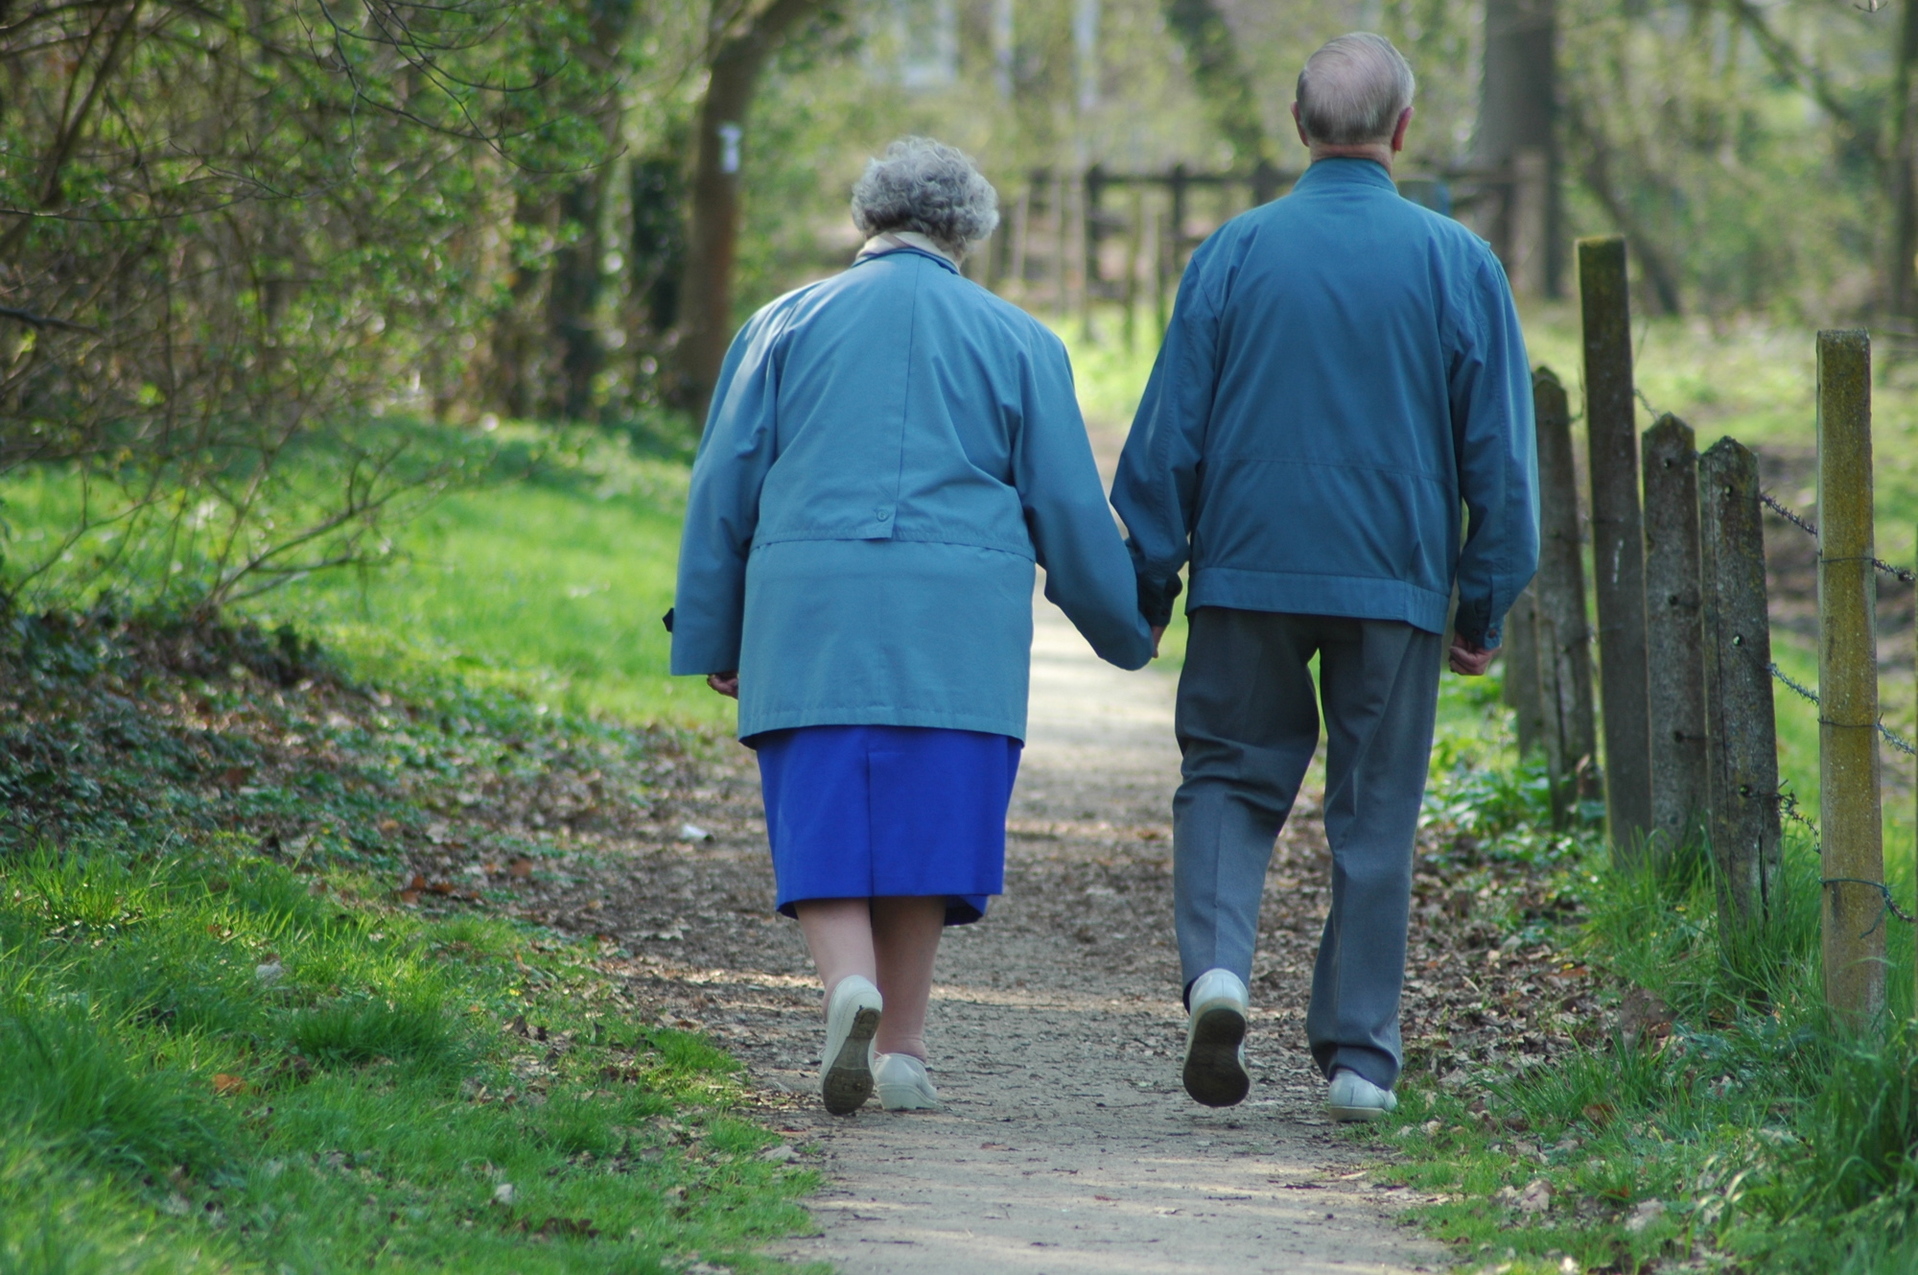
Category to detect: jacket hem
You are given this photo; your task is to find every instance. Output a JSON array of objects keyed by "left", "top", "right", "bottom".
[
  {"left": 738, "top": 706, "right": 1028, "bottom": 743},
  {"left": 1187, "top": 568, "right": 1451, "bottom": 635}
]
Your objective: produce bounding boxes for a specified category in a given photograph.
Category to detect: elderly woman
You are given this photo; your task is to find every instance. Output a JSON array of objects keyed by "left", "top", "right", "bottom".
[{"left": 669, "top": 138, "right": 1151, "bottom": 1115}]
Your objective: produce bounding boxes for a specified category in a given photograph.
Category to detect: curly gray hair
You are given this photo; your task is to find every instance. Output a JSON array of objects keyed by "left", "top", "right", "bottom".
[{"left": 850, "top": 137, "right": 1000, "bottom": 258}]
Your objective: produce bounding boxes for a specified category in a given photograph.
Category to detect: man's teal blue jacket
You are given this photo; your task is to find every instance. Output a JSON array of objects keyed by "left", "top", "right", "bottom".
[
  {"left": 1113, "top": 158, "right": 1538, "bottom": 647},
  {"left": 670, "top": 244, "right": 1152, "bottom": 741}
]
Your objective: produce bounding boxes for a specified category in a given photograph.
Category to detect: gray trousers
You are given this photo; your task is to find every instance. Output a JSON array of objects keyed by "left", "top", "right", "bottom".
[{"left": 1173, "top": 608, "right": 1442, "bottom": 1089}]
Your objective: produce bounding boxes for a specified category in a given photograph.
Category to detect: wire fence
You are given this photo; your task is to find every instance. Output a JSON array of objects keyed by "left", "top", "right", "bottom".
[
  {"left": 1755, "top": 487, "right": 1917, "bottom": 932},
  {"left": 1755, "top": 490, "right": 1918, "bottom": 757},
  {"left": 1758, "top": 491, "right": 1917, "bottom": 584}
]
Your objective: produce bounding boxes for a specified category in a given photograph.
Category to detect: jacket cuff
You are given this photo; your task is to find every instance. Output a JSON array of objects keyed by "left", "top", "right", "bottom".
[
  {"left": 1453, "top": 596, "right": 1499, "bottom": 649},
  {"left": 1138, "top": 572, "right": 1183, "bottom": 628}
]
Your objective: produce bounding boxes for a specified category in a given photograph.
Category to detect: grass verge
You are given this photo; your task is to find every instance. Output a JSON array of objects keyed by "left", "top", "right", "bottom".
[
  {"left": 0, "top": 835, "right": 820, "bottom": 1274},
  {"left": 1366, "top": 693, "right": 1918, "bottom": 1274},
  {"left": 0, "top": 585, "right": 818, "bottom": 1270}
]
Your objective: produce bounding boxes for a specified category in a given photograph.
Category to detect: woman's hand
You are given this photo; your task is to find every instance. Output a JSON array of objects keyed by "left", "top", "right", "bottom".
[{"left": 707, "top": 672, "right": 740, "bottom": 698}]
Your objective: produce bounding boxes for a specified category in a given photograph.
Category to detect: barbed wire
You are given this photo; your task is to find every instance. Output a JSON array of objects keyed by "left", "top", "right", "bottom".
[
  {"left": 1757, "top": 490, "right": 1918, "bottom": 584},
  {"left": 1765, "top": 660, "right": 1820, "bottom": 709},
  {"left": 1758, "top": 491, "right": 1821, "bottom": 540},
  {"left": 1768, "top": 790, "right": 1913, "bottom": 935},
  {"left": 1823, "top": 877, "right": 1916, "bottom": 936},
  {"left": 1762, "top": 660, "right": 1918, "bottom": 757},
  {"left": 1773, "top": 786, "right": 1819, "bottom": 840}
]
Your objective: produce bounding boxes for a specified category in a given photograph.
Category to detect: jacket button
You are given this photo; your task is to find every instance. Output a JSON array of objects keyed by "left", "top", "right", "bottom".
[{"left": 875, "top": 506, "right": 893, "bottom": 521}]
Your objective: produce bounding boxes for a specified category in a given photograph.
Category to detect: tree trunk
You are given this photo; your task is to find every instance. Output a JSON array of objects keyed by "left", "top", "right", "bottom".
[
  {"left": 1162, "top": 0, "right": 1267, "bottom": 165},
  {"left": 1475, "top": 0, "right": 1560, "bottom": 297},
  {"left": 539, "top": 0, "right": 640, "bottom": 422},
  {"left": 546, "top": 170, "right": 613, "bottom": 421},
  {"left": 1889, "top": 0, "right": 1918, "bottom": 319},
  {"left": 678, "top": 0, "right": 827, "bottom": 426}
]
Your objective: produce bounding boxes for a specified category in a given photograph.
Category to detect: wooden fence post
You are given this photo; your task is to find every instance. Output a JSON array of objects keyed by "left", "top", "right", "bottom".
[
  {"left": 1532, "top": 367, "right": 1600, "bottom": 824},
  {"left": 1816, "top": 329, "right": 1884, "bottom": 1029},
  {"left": 1579, "top": 236, "right": 1654, "bottom": 862},
  {"left": 1503, "top": 590, "right": 1544, "bottom": 757},
  {"left": 1643, "top": 415, "right": 1710, "bottom": 860},
  {"left": 1699, "top": 438, "right": 1783, "bottom": 939}
]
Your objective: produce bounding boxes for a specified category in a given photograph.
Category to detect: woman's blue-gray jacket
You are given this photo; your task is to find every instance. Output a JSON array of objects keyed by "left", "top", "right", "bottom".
[{"left": 670, "top": 244, "right": 1153, "bottom": 741}]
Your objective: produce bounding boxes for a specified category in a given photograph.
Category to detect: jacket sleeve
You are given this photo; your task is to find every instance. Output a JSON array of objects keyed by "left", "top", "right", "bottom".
[
  {"left": 669, "top": 312, "right": 782, "bottom": 676},
  {"left": 1448, "top": 252, "right": 1540, "bottom": 649},
  {"left": 1110, "top": 256, "right": 1219, "bottom": 626},
  {"left": 1013, "top": 331, "right": 1155, "bottom": 671}
]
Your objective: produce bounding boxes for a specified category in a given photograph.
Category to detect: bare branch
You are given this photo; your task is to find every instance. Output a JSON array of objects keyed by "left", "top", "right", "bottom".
[{"left": 0, "top": 305, "right": 101, "bottom": 333}]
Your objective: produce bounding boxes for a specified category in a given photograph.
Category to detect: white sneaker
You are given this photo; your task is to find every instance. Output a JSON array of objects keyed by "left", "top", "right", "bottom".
[
  {"left": 872, "top": 1052, "right": 940, "bottom": 1111},
  {"left": 820, "top": 976, "right": 882, "bottom": 1115},
  {"left": 1326, "top": 1067, "right": 1398, "bottom": 1123},
  {"left": 1182, "top": 968, "right": 1250, "bottom": 1107}
]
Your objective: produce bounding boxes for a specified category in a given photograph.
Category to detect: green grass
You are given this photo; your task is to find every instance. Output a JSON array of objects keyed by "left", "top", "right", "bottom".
[
  {"left": 1, "top": 422, "right": 733, "bottom": 732},
  {"left": 1356, "top": 803, "right": 1918, "bottom": 1274},
  {"left": 251, "top": 425, "right": 733, "bottom": 730},
  {"left": 0, "top": 835, "right": 820, "bottom": 1274}
]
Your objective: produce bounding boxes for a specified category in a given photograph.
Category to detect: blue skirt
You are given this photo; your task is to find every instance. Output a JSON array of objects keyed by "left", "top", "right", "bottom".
[{"left": 750, "top": 725, "right": 1023, "bottom": 926}]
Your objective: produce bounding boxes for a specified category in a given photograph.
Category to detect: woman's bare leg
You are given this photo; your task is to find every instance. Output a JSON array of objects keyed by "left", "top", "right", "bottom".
[
  {"left": 794, "top": 899, "right": 878, "bottom": 1004},
  {"left": 870, "top": 896, "right": 947, "bottom": 1060}
]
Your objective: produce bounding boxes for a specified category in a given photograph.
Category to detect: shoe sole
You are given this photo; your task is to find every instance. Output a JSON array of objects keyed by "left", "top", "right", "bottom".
[
  {"left": 1182, "top": 1005, "right": 1249, "bottom": 1107},
  {"left": 821, "top": 1004, "right": 881, "bottom": 1115},
  {"left": 1328, "top": 1103, "right": 1390, "bottom": 1124},
  {"left": 875, "top": 1086, "right": 939, "bottom": 1111}
]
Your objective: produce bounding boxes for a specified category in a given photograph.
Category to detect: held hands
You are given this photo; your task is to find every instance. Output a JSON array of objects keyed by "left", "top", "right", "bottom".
[
  {"left": 707, "top": 672, "right": 740, "bottom": 698},
  {"left": 1448, "top": 638, "right": 1495, "bottom": 677}
]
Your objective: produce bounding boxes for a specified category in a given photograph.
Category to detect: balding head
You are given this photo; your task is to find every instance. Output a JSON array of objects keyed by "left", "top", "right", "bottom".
[{"left": 1295, "top": 33, "right": 1415, "bottom": 147}]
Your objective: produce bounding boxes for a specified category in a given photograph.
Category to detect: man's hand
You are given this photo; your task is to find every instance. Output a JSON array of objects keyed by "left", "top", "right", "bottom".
[
  {"left": 1150, "top": 625, "right": 1166, "bottom": 659},
  {"left": 1448, "top": 638, "right": 1495, "bottom": 677},
  {"left": 707, "top": 672, "right": 739, "bottom": 698}
]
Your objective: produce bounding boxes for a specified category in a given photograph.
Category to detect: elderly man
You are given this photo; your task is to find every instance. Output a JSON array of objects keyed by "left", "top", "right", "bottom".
[{"left": 1114, "top": 33, "right": 1537, "bottom": 1122}]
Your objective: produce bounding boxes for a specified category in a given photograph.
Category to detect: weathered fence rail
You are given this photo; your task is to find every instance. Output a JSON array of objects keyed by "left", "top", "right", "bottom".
[{"left": 976, "top": 160, "right": 1529, "bottom": 334}]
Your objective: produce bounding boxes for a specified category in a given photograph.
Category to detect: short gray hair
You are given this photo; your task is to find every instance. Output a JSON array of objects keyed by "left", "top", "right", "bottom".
[
  {"left": 1295, "top": 33, "right": 1416, "bottom": 147},
  {"left": 850, "top": 137, "right": 1000, "bottom": 256}
]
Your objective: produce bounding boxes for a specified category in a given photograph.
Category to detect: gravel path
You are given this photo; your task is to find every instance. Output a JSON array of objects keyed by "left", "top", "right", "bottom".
[{"left": 556, "top": 597, "right": 1447, "bottom": 1273}]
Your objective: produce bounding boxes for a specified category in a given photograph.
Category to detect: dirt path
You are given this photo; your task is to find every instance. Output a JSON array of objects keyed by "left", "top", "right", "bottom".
[{"left": 536, "top": 597, "right": 1446, "bottom": 1274}]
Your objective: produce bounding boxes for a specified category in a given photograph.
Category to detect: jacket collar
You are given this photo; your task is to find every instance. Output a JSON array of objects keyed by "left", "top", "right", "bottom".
[
  {"left": 853, "top": 230, "right": 961, "bottom": 274},
  {"left": 1292, "top": 156, "right": 1398, "bottom": 193}
]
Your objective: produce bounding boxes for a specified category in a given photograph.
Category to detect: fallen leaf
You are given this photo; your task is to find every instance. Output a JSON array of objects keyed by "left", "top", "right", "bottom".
[
  {"left": 531, "top": 1216, "right": 598, "bottom": 1237},
  {"left": 1518, "top": 1178, "right": 1552, "bottom": 1214},
  {"left": 1618, "top": 987, "right": 1674, "bottom": 1050},
  {"left": 212, "top": 1073, "right": 248, "bottom": 1096},
  {"left": 1625, "top": 1198, "right": 1665, "bottom": 1233},
  {"left": 491, "top": 1182, "right": 516, "bottom": 1206},
  {"left": 758, "top": 1144, "right": 798, "bottom": 1162},
  {"left": 507, "top": 857, "right": 534, "bottom": 879}
]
